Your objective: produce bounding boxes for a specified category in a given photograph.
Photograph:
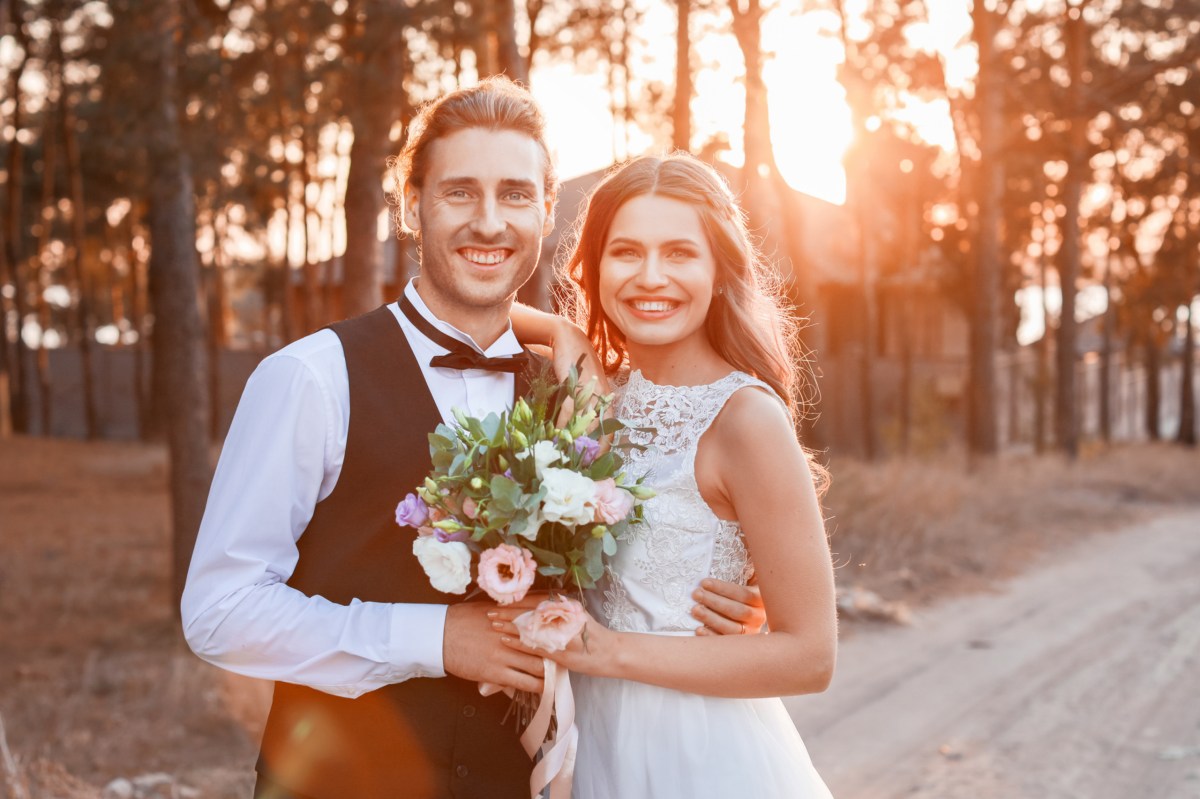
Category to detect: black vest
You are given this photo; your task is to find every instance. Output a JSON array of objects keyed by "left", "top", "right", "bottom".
[{"left": 256, "top": 306, "right": 533, "bottom": 799}]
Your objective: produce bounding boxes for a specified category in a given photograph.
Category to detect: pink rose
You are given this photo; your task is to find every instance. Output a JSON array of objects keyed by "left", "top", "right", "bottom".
[
  {"left": 588, "top": 478, "right": 635, "bottom": 525},
  {"left": 476, "top": 544, "right": 538, "bottom": 605},
  {"left": 513, "top": 596, "right": 588, "bottom": 653}
]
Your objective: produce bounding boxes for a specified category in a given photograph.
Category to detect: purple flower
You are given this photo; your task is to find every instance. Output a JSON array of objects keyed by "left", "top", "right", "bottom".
[
  {"left": 395, "top": 493, "right": 430, "bottom": 528},
  {"left": 574, "top": 436, "right": 601, "bottom": 466}
]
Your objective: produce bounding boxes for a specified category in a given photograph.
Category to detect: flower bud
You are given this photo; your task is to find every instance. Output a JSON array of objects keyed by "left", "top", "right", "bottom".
[
  {"left": 469, "top": 476, "right": 484, "bottom": 491},
  {"left": 432, "top": 518, "right": 464, "bottom": 532},
  {"left": 512, "top": 430, "right": 529, "bottom": 450},
  {"left": 513, "top": 398, "right": 533, "bottom": 426},
  {"left": 591, "top": 525, "right": 608, "bottom": 539},
  {"left": 626, "top": 484, "right": 657, "bottom": 501}
]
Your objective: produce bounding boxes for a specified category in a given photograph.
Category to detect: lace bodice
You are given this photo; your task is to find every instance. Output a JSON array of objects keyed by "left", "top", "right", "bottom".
[{"left": 592, "top": 369, "right": 775, "bottom": 634}]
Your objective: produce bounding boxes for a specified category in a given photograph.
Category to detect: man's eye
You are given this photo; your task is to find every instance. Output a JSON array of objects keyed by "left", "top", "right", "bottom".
[{"left": 505, "top": 191, "right": 530, "bottom": 202}]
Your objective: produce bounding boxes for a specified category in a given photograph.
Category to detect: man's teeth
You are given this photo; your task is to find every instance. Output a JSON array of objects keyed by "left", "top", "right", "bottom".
[
  {"left": 632, "top": 300, "right": 677, "bottom": 312},
  {"left": 461, "top": 249, "right": 508, "bottom": 265}
]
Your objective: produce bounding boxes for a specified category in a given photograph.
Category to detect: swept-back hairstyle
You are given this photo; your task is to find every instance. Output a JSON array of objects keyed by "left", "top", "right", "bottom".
[
  {"left": 390, "top": 76, "right": 558, "bottom": 234},
  {"left": 560, "top": 153, "right": 817, "bottom": 427}
]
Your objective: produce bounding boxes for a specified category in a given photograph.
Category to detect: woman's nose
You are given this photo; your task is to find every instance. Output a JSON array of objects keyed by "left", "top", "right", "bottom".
[{"left": 634, "top": 253, "right": 669, "bottom": 288}]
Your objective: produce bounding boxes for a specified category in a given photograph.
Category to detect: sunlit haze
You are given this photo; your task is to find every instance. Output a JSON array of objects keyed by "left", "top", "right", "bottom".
[{"left": 532, "top": 1, "right": 973, "bottom": 206}]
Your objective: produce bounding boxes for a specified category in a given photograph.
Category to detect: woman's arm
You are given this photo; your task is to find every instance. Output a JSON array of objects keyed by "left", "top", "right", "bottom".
[
  {"left": 496, "top": 387, "right": 836, "bottom": 698},
  {"left": 509, "top": 302, "right": 607, "bottom": 388}
]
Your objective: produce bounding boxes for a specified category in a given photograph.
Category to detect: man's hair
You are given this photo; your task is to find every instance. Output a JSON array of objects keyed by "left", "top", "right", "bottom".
[{"left": 391, "top": 76, "right": 558, "bottom": 234}]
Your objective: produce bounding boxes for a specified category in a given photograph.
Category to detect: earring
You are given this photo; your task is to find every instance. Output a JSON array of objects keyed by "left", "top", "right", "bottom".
[{"left": 716, "top": 285, "right": 725, "bottom": 297}]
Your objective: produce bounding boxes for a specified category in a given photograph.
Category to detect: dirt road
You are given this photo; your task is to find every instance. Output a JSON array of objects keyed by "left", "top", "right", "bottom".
[{"left": 787, "top": 508, "right": 1200, "bottom": 799}]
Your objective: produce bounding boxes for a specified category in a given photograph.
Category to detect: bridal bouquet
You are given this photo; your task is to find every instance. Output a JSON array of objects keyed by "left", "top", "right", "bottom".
[
  {"left": 395, "top": 364, "right": 651, "bottom": 798},
  {"left": 395, "top": 362, "right": 651, "bottom": 633}
]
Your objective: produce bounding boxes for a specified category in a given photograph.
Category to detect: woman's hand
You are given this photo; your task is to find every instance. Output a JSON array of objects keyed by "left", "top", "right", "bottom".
[
  {"left": 691, "top": 578, "right": 768, "bottom": 636},
  {"left": 489, "top": 602, "right": 619, "bottom": 678},
  {"left": 549, "top": 317, "right": 608, "bottom": 392}
]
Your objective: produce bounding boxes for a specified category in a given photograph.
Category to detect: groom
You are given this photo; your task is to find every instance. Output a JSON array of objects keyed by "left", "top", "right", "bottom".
[{"left": 182, "top": 77, "right": 762, "bottom": 799}]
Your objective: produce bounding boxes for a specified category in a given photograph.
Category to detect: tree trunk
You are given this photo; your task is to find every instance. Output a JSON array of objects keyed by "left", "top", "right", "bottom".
[
  {"left": 1056, "top": 2, "right": 1086, "bottom": 458},
  {"left": 34, "top": 89, "right": 58, "bottom": 436},
  {"left": 731, "top": 0, "right": 825, "bottom": 447},
  {"left": 60, "top": 35, "right": 99, "bottom": 439},
  {"left": 1099, "top": 249, "right": 1114, "bottom": 442},
  {"left": 857, "top": 215, "right": 878, "bottom": 460},
  {"left": 1034, "top": 241, "right": 1051, "bottom": 452},
  {"left": 493, "top": 0, "right": 529, "bottom": 85},
  {"left": 967, "top": 0, "right": 1003, "bottom": 456},
  {"left": 300, "top": 121, "right": 324, "bottom": 332},
  {"left": 2, "top": 0, "right": 31, "bottom": 435},
  {"left": 1179, "top": 301, "right": 1196, "bottom": 447},
  {"left": 673, "top": 0, "right": 693, "bottom": 152},
  {"left": 1144, "top": 330, "right": 1161, "bottom": 441},
  {"left": 146, "top": 0, "right": 212, "bottom": 607},
  {"left": 343, "top": 34, "right": 403, "bottom": 318}
]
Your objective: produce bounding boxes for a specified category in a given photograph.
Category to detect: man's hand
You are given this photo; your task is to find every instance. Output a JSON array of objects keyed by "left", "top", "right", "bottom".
[
  {"left": 443, "top": 602, "right": 545, "bottom": 693},
  {"left": 691, "top": 578, "right": 768, "bottom": 636}
]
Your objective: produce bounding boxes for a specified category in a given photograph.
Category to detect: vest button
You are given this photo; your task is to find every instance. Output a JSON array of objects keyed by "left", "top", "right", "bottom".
[
  {"left": 456, "top": 765, "right": 469, "bottom": 778},
  {"left": 462, "top": 704, "right": 476, "bottom": 718}
]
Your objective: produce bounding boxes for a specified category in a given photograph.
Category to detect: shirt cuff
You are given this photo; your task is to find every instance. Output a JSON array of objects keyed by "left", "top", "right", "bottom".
[{"left": 389, "top": 603, "right": 448, "bottom": 680}]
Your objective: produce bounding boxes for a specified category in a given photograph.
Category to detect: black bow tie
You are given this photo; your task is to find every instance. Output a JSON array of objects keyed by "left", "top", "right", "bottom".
[{"left": 399, "top": 295, "right": 529, "bottom": 374}]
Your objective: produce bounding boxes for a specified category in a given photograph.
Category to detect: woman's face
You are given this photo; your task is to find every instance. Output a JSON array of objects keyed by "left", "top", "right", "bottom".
[{"left": 597, "top": 194, "right": 718, "bottom": 353}]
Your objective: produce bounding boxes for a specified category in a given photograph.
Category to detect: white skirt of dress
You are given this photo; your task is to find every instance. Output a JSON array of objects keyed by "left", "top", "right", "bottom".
[{"left": 569, "top": 671, "right": 834, "bottom": 799}]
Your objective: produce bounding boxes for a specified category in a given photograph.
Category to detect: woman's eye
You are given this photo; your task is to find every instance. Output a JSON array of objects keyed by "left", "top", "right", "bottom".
[{"left": 668, "top": 249, "right": 695, "bottom": 260}]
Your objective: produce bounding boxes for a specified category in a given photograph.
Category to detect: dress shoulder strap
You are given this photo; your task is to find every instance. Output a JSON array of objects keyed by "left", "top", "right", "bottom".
[{"left": 687, "top": 371, "right": 783, "bottom": 447}]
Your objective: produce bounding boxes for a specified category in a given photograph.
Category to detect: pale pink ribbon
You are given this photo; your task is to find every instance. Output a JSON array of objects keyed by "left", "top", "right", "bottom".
[
  {"left": 520, "top": 658, "right": 577, "bottom": 799},
  {"left": 476, "top": 659, "right": 577, "bottom": 799}
]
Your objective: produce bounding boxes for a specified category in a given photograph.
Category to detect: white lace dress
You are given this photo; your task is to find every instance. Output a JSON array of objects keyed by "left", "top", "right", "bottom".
[{"left": 570, "top": 369, "right": 833, "bottom": 799}]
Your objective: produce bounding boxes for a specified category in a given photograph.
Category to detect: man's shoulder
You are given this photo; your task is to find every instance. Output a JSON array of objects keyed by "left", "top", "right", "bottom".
[{"left": 258, "top": 328, "right": 346, "bottom": 378}]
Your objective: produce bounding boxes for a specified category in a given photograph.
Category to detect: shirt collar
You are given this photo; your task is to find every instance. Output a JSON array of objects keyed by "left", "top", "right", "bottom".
[{"left": 400, "top": 278, "right": 523, "bottom": 358}]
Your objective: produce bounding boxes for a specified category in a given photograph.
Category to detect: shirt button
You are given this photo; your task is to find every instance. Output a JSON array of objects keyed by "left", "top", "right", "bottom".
[
  {"left": 462, "top": 705, "right": 476, "bottom": 718},
  {"left": 456, "top": 765, "right": 469, "bottom": 778}
]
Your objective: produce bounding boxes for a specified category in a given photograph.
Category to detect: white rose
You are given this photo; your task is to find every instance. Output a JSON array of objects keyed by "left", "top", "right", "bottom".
[
  {"left": 531, "top": 439, "right": 563, "bottom": 478},
  {"left": 412, "top": 537, "right": 472, "bottom": 594},
  {"left": 539, "top": 467, "right": 597, "bottom": 527}
]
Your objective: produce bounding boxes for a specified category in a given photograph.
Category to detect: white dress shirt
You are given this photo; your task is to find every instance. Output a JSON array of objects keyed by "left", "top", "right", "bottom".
[{"left": 181, "top": 279, "right": 524, "bottom": 698}]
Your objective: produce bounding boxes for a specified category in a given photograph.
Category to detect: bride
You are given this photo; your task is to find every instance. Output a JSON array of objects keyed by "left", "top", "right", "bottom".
[{"left": 504, "top": 153, "right": 836, "bottom": 798}]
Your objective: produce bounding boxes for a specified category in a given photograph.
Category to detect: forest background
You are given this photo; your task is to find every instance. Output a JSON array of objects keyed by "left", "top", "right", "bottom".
[{"left": 1, "top": 1, "right": 1199, "bottom": 795}]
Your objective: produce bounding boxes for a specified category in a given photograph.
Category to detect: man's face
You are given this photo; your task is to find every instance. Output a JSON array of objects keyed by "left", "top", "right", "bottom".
[{"left": 404, "top": 127, "right": 554, "bottom": 326}]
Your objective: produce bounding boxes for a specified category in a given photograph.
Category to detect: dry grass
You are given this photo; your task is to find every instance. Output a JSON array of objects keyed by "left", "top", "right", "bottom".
[
  {"left": 824, "top": 442, "right": 1200, "bottom": 608},
  {"left": 0, "top": 435, "right": 1196, "bottom": 792}
]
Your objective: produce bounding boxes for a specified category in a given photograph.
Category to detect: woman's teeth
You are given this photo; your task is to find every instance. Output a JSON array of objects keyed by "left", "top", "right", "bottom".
[{"left": 631, "top": 300, "right": 677, "bottom": 312}]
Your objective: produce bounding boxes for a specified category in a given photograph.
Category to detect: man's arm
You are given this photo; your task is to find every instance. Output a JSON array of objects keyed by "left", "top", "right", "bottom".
[
  {"left": 181, "top": 349, "right": 449, "bottom": 697},
  {"left": 692, "top": 578, "right": 768, "bottom": 636}
]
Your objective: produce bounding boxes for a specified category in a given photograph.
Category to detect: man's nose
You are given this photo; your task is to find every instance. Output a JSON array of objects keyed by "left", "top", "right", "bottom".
[{"left": 469, "top": 196, "right": 506, "bottom": 239}]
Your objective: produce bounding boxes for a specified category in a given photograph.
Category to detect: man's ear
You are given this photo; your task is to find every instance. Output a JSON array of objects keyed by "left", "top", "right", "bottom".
[
  {"left": 542, "top": 195, "right": 556, "bottom": 238},
  {"left": 404, "top": 183, "right": 421, "bottom": 232}
]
